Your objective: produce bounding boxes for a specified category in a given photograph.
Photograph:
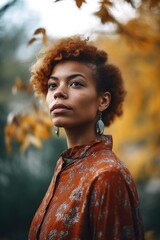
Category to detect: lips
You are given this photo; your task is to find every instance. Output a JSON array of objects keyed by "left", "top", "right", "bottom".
[{"left": 50, "top": 103, "right": 72, "bottom": 114}]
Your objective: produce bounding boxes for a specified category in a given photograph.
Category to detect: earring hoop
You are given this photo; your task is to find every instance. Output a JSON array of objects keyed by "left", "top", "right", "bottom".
[
  {"left": 55, "top": 126, "right": 59, "bottom": 137},
  {"left": 96, "top": 112, "right": 104, "bottom": 135}
]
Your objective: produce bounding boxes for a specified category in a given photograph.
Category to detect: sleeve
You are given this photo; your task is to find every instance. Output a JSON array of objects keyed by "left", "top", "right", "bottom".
[{"left": 88, "top": 170, "right": 144, "bottom": 240}]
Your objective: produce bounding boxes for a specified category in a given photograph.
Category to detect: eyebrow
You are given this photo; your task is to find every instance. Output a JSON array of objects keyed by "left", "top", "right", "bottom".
[{"left": 49, "top": 73, "right": 86, "bottom": 81}]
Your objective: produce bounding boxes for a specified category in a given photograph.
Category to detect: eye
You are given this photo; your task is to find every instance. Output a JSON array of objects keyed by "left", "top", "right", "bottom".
[
  {"left": 48, "top": 83, "right": 57, "bottom": 90},
  {"left": 70, "top": 81, "right": 83, "bottom": 88}
]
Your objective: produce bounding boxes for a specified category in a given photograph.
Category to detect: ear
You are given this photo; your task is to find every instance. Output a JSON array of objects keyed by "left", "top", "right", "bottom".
[{"left": 98, "top": 91, "right": 111, "bottom": 112}]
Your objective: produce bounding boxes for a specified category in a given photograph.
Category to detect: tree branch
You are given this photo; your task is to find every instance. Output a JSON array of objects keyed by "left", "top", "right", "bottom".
[{"left": 0, "top": 0, "right": 18, "bottom": 17}]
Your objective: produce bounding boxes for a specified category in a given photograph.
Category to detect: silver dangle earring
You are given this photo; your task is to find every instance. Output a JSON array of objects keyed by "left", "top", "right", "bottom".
[
  {"left": 96, "top": 112, "right": 104, "bottom": 135},
  {"left": 55, "top": 126, "right": 59, "bottom": 137}
]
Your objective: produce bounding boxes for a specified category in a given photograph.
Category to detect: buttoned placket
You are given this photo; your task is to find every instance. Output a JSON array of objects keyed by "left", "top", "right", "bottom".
[{"left": 36, "top": 156, "right": 84, "bottom": 239}]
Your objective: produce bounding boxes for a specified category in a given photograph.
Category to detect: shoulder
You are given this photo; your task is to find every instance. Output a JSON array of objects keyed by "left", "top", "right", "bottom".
[
  {"left": 90, "top": 148, "right": 130, "bottom": 180},
  {"left": 88, "top": 162, "right": 140, "bottom": 205},
  {"left": 88, "top": 149, "right": 138, "bottom": 195}
]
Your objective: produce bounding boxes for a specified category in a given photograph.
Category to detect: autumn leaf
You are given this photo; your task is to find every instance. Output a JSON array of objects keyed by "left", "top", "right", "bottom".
[
  {"left": 34, "top": 27, "right": 48, "bottom": 45},
  {"left": 20, "top": 135, "right": 42, "bottom": 152},
  {"left": 94, "top": 4, "right": 116, "bottom": 24},
  {"left": 28, "top": 28, "right": 48, "bottom": 46},
  {"left": 4, "top": 108, "right": 54, "bottom": 153},
  {"left": 27, "top": 37, "right": 37, "bottom": 45},
  {"left": 42, "top": 34, "right": 48, "bottom": 45},
  {"left": 30, "top": 136, "right": 42, "bottom": 149},
  {"left": 13, "top": 77, "right": 24, "bottom": 91},
  {"left": 117, "top": 19, "right": 152, "bottom": 47},
  {"left": 12, "top": 77, "right": 33, "bottom": 94},
  {"left": 34, "top": 27, "right": 46, "bottom": 35},
  {"left": 42, "top": 116, "right": 53, "bottom": 127},
  {"left": 149, "top": 0, "right": 160, "bottom": 8},
  {"left": 4, "top": 123, "right": 16, "bottom": 153},
  {"left": 33, "top": 123, "right": 52, "bottom": 139},
  {"left": 75, "top": 0, "right": 85, "bottom": 8}
]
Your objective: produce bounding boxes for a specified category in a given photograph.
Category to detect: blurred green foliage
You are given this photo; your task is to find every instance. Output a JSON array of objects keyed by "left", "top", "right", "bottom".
[{"left": 0, "top": 135, "right": 66, "bottom": 239}]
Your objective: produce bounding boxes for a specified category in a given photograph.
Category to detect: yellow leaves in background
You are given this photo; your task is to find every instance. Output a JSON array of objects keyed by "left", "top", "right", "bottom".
[
  {"left": 12, "top": 77, "right": 33, "bottom": 94},
  {"left": 5, "top": 110, "right": 53, "bottom": 153},
  {"left": 27, "top": 1, "right": 160, "bottom": 50},
  {"left": 95, "top": 0, "right": 160, "bottom": 48},
  {"left": 118, "top": 19, "right": 150, "bottom": 46},
  {"left": 100, "top": 29, "right": 160, "bottom": 179}
]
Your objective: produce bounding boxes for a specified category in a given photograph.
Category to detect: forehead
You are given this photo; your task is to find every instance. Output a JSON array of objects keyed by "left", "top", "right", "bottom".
[{"left": 51, "top": 60, "right": 94, "bottom": 77}]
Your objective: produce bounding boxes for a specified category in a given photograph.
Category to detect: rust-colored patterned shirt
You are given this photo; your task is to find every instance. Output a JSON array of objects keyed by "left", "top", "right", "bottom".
[{"left": 29, "top": 135, "right": 144, "bottom": 240}]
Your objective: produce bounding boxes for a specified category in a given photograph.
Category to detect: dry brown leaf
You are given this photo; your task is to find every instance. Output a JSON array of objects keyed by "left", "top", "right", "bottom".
[
  {"left": 29, "top": 135, "right": 42, "bottom": 149},
  {"left": 20, "top": 136, "right": 30, "bottom": 153},
  {"left": 12, "top": 77, "right": 33, "bottom": 93},
  {"left": 75, "top": 0, "right": 85, "bottom": 8},
  {"left": 5, "top": 110, "right": 53, "bottom": 153},
  {"left": 117, "top": 19, "right": 152, "bottom": 47},
  {"left": 42, "top": 116, "right": 53, "bottom": 127},
  {"left": 42, "top": 34, "right": 48, "bottom": 45},
  {"left": 19, "top": 134, "right": 42, "bottom": 153},
  {"left": 28, "top": 37, "right": 37, "bottom": 45},
  {"left": 5, "top": 139, "right": 12, "bottom": 154},
  {"left": 94, "top": 5, "right": 116, "bottom": 24},
  {"left": 20, "top": 115, "right": 32, "bottom": 127},
  {"left": 5, "top": 123, "right": 16, "bottom": 137},
  {"left": 31, "top": 137, "right": 42, "bottom": 149},
  {"left": 33, "top": 123, "right": 51, "bottom": 139},
  {"left": 28, "top": 28, "right": 48, "bottom": 46},
  {"left": 34, "top": 28, "right": 46, "bottom": 35},
  {"left": 20, "top": 135, "right": 42, "bottom": 152},
  {"left": 4, "top": 124, "right": 16, "bottom": 153},
  {"left": 149, "top": 0, "right": 160, "bottom": 8}
]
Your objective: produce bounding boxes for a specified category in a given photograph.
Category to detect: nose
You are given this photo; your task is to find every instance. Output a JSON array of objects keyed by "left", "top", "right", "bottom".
[{"left": 54, "top": 85, "right": 68, "bottom": 99}]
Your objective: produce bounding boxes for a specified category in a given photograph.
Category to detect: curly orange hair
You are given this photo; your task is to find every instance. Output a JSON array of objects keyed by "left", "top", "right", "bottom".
[{"left": 30, "top": 36, "right": 126, "bottom": 126}]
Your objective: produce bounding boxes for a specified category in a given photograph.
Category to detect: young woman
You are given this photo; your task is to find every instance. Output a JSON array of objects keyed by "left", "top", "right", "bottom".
[{"left": 28, "top": 36, "right": 144, "bottom": 240}]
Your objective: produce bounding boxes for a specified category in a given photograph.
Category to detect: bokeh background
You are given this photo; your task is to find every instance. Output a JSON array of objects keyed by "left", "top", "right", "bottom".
[{"left": 0, "top": 0, "right": 160, "bottom": 239}]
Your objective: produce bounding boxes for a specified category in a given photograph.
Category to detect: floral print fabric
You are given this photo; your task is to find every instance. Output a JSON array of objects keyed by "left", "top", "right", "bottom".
[{"left": 29, "top": 135, "right": 144, "bottom": 240}]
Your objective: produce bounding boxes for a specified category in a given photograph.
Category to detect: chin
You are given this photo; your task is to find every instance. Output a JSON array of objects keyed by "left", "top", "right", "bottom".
[{"left": 52, "top": 119, "right": 69, "bottom": 128}]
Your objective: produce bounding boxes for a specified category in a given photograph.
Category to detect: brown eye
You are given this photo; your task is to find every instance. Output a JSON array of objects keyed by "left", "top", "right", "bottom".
[
  {"left": 70, "top": 81, "right": 83, "bottom": 87},
  {"left": 48, "top": 83, "right": 57, "bottom": 90}
]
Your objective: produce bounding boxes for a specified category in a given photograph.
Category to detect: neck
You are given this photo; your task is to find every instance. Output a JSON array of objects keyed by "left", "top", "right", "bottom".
[{"left": 64, "top": 124, "right": 98, "bottom": 148}]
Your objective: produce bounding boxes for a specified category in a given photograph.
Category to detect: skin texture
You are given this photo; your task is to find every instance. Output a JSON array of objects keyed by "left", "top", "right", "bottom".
[{"left": 46, "top": 60, "right": 110, "bottom": 148}]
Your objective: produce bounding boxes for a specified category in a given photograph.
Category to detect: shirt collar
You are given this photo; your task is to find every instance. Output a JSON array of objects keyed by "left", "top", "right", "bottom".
[{"left": 61, "top": 135, "right": 112, "bottom": 161}]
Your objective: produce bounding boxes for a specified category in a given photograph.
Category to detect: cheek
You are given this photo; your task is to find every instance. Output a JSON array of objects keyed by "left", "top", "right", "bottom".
[{"left": 74, "top": 93, "right": 99, "bottom": 115}]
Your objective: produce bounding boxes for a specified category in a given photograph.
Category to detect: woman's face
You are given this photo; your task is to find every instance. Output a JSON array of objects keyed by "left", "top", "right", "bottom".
[{"left": 46, "top": 61, "right": 104, "bottom": 130}]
